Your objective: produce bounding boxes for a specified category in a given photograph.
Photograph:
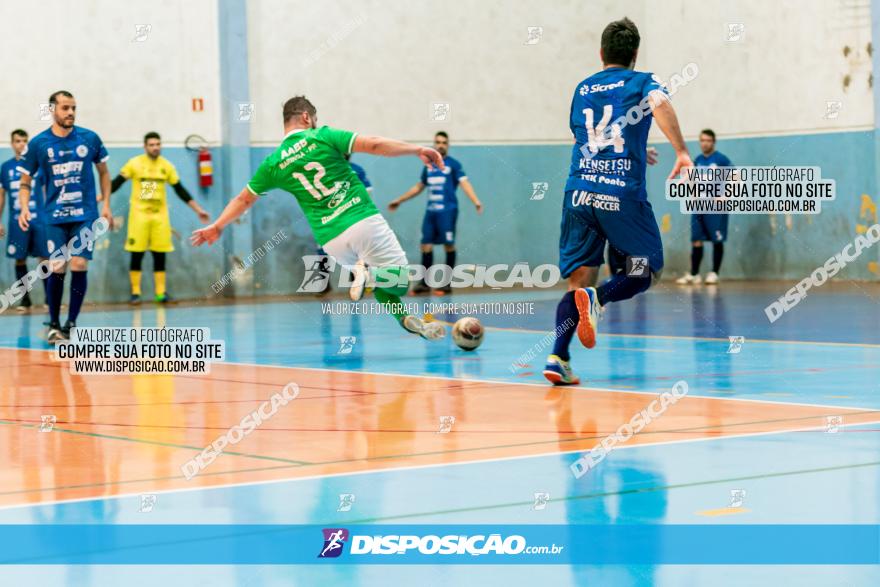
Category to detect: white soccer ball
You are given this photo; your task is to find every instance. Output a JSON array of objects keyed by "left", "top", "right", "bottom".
[{"left": 452, "top": 317, "right": 484, "bottom": 351}]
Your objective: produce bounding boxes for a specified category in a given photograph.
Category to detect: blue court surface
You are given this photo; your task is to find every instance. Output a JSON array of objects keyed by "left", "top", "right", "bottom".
[{"left": 0, "top": 283, "right": 879, "bottom": 585}]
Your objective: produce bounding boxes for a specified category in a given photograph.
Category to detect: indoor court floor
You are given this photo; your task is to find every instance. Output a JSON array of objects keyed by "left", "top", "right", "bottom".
[{"left": 0, "top": 282, "right": 879, "bottom": 585}]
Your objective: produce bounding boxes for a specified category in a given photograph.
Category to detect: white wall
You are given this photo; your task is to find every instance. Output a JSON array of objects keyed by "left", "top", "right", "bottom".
[
  {"left": 0, "top": 0, "right": 868, "bottom": 147},
  {"left": 0, "top": 0, "right": 221, "bottom": 145},
  {"left": 643, "top": 0, "right": 873, "bottom": 138},
  {"left": 247, "top": 0, "right": 646, "bottom": 144},
  {"left": 248, "top": 0, "right": 872, "bottom": 145}
]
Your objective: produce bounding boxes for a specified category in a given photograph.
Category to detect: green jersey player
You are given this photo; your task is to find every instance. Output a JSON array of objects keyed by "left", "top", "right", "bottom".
[{"left": 191, "top": 96, "right": 446, "bottom": 340}]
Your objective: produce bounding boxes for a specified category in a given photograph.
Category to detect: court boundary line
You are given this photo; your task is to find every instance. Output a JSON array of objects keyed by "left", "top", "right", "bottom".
[
  {"left": 1, "top": 415, "right": 877, "bottom": 514},
  {"left": 1, "top": 349, "right": 879, "bottom": 512},
  {"left": 2, "top": 347, "right": 875, "bottom": 414}
]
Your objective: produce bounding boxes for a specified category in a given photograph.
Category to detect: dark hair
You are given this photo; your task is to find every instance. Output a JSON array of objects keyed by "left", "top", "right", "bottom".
[
  {"left": 435, "top": 131, "right": 449, "bottom": 140},
  {"left": 11, "top": 129, "right": 28, "bottom": 140},
  {"left": 283, "top": 96, "right": 317, "bottom": 124},
  {"left": 601, "top": 18, "right": 640, "bottom": 66},
  {"left": 144, "top": 131, "right": 161, "bottom": 143},
  {"left": 700, "top": 129, "right": 716, "bottom": 141},
  {"left": 49, "top": 90, "right": 74, "bottom": 105}
]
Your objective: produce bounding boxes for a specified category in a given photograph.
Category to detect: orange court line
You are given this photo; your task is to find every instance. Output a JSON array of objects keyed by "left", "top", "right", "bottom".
[{"left": 0, "top": 348, "right": 875, "bottom": 509}]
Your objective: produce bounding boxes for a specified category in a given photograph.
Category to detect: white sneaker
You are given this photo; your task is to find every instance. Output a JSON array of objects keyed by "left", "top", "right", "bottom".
[
  {"left": 675, "top": 273, "right": 702, "bottom": 285},
  {"left": 401, "top": 315, "right": 446, "bottom": 340},
  {"left": 704, "top": 271, "right": 719, "bottom": 285},
  {"left": 349, "top": 261, "right": 368, "bottom": 301}
]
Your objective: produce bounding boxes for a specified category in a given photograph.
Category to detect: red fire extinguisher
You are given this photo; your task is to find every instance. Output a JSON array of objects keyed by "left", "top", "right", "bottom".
[{"left": 198, "top": 148, "right": 213, "bottom": 188}]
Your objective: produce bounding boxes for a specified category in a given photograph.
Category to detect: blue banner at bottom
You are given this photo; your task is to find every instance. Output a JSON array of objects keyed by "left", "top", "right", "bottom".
[{"left": 0, "top": 524, "right": 877, "bottom": 565}]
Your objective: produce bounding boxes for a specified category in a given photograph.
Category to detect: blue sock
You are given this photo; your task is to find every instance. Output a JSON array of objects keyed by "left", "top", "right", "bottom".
[
  {"left": 68, "top": 270, "right": 88, "bottom": 323},
  {"left": 596, "top": 273, "right": 651, "bottom": 306},
  {"left": 48, "top": 272, "right": 66, "bottom": 325},
  {"left": 551, "top": 290, "right": 578, "bottom": 361},
  {"left": 14, "top": 264, "right": 31, "bottom": 304}
]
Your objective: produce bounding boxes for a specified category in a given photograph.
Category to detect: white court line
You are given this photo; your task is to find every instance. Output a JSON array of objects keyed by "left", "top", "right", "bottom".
[
  {"left": 0, "top": 416, "right": 877, "bottom": 515},
  {"left": 0, "top": 354, "right": 878, "bottom": 513},
  {"left": 4, "top": 345, "right": 878, "bottom": 415}
]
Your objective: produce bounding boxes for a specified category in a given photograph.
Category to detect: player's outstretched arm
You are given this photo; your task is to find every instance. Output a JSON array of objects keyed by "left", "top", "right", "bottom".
[
  {"left": 110, "top": 175, "right": 127, "bottom": 194},
  {"left": 0, "top": 187, "right": 6, "bottom": 238},
  {"left": 649, "top": 93, "right": 693, "bottom": 179},
  {"left": 459, "top": 179, "right": 483, "bottom": 214},
  {"left": 352, "top": 135, "right": 443, "bottom": 169},
  {"left": 388, "top": 182, "right": 425, "bottom": 211},
  {"left": 172, "top": 182, "right": 211, "bottom": 223},
  {"left": 190, "top": 187, "right": 257, "bottom": 246}
]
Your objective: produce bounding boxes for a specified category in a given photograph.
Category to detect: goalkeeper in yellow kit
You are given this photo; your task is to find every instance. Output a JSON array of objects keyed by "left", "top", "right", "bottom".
[{"left": 111, "top": 132, "right": 210, "bottom": 303}]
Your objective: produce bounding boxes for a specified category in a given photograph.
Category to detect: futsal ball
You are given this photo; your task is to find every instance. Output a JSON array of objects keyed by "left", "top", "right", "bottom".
[{"left": 452, "top": 317, "right": 484, "bottom": 351}]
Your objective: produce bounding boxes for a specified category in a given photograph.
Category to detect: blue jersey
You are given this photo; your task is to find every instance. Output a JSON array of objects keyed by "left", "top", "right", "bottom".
[
  {"left": 694, "top": 151, "right": 732, "bottom": 169},
  {"left": 18, "top": 126, "right": 108, "bottom": 225},
  {"left": 420, "top": 156, "right": 466, "bottom": 212},
  {"left": 565, "top": 68, "right": 667, "bottom": 201},
  {"left": 349, "top": 161, "right": 372, "bottom": 192},
  {"left": 1, "top": 157, "right": 45, "bottom": 225}
]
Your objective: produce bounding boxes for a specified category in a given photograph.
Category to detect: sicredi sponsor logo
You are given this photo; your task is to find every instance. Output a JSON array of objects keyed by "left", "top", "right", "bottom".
[{"left": 579, "top": 80, "right": 625, "bottom": 95}]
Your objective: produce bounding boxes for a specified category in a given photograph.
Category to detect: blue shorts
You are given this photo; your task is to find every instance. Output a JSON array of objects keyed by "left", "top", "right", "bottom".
[
  {"left": 691, "top": 214, "right": 729, "bottom": 242},
  {"left": 559, "top": 190, "right": 664, "bottom": 278},
  {"left": 46, "top": 220, "right": 97, "bottom": 261},
  {"left": 6, "top": 218, "right": 50, "bottom": 259},
  {"left": 421, "top": 209, "right": 458, "bottom": 245}
]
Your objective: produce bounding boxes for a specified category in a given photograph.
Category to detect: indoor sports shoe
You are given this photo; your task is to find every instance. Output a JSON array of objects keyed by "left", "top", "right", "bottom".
[
  {"left": 574, "top": 287, "right": 601, "bottom": 349},
  {"left": 129, "top": 294, "right": 142, "bottom": 305},
  {"left": 704, "top": 271, "right": 719, "bottom": 285},
  {"left": 400, "top": 315, "right": 446, "bottom": 340},
  {"left": 349, "top": 261, "right": 368, "bottom": 301},
  {"left": 16, "top": 295, "right": 32, "bottom": 313},
  {"left": 155, "top": 293, "right": 175, "bottom": 304},
  {"left": 47, "top": 322, "right": 68, "bottom": 344},
  {"left": 412, "top": 280, "right": 431, "bottom": 294},
  {"left": 675, "top": 273, "right": 702, "bottom": 285},
  {"left": 62, "top": 320, "right": 76, "bottom": 338},
  {"left": 543, "top": 354, "right": 580, "bottom": 386},
  {"left": 420, "top": 321, "right": 446, "bottom": 340}
]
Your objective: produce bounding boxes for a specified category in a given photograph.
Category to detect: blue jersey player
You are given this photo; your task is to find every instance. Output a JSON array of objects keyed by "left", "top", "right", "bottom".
[
  {"left": 17, "top": 91, "right": 112, "bottom": 342},
  {"left": 388, "top": 131, "right": 483, "bottom": 294},
  {"left": 676, "top": 129, "right": 732, "bottom": 285},
  {"left": 544, "top": 18, "right": 692, "bottom": 385},
  {"left": 0, "top": 129, "right": 48, "bottom": 313}
]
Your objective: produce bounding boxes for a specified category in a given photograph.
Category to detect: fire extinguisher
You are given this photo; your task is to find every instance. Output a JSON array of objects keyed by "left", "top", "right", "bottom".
[{"left": 198, "top": 148, "right": 213, "bottom": 188}]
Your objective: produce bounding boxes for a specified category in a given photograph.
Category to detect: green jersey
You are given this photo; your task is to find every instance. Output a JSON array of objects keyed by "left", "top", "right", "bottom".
[{"left": 246, "top": 126, "right": 380, "bottom": 244}]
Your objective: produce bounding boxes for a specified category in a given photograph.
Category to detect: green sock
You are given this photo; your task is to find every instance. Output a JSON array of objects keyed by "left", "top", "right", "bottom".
[{"left": 371, "top": 265, "right": 411, "bottom": 324}]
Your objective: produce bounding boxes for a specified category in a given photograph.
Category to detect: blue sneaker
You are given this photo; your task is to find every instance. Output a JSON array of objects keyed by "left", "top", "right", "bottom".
[
  {"left": 543, "top": 354, "right": 580, "bottom": 386},
  {"left": 574, "top": 287, "right": 601, "bottom": 349}
]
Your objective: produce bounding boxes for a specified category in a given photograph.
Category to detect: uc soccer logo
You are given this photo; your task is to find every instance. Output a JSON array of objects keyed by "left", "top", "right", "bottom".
[{"left": 318, "top": 528, "right": 349, "bottom": 558}]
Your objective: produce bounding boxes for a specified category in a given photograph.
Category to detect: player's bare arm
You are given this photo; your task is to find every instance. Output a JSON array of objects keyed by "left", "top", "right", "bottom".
[
  {"left": 16, "top": 172, "right": 32, "bottom": 231},
  {"left": 459, "top": 178, "right": 484, "bottom": 214},
  {"left": 96, "top": 161, "right": 114, "bottom": 229},
  {"left": 649, "top": 92, "right": 692, "bottom": 178},
  {"left": 352, "top": 135, "right": 443, "bottom": 169},
  {"left": 388, "top": 181, "right": 426, "bottom": 211},
  {"left": 190, "top": 187, "right": 257, "bottom": 246},
  {"left": 0, "top": 186, "right": 6, "bottom": 238}
]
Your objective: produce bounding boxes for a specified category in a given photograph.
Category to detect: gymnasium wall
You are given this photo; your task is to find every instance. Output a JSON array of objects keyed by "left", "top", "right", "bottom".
[{"left": 0, "top": 0, "right": 878, "bottom": 307}]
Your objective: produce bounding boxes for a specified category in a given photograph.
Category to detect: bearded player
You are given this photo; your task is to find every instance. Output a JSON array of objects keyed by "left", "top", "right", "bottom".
[
  {"left": 110, "top": 131, "right": 210, "bottom": 304},
  {"left": 18, "top": 91, "right": 113, "bottom": 342},
  {"left": 191, "top": 96, "right": 446, "bottom": 340},
  {"left": 543, "top": 18, "right": 692, "bottom": 384}
]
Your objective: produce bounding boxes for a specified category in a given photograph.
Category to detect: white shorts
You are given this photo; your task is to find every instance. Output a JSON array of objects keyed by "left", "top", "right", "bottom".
[{"left": 322, "top": 214, "right": 408, "bottom": 270}]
